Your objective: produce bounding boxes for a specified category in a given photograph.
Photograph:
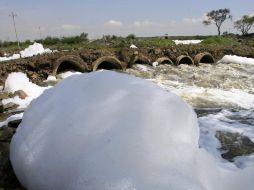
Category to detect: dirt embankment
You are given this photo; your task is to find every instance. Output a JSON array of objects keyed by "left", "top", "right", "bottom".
[{"left": 0, "top": 44, "right": 253, "bottom": 86}]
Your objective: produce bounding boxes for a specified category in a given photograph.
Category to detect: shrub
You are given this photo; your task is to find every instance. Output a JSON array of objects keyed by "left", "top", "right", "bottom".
[{"left": 201, "top": 36, "right": 237, "bottom": 45}]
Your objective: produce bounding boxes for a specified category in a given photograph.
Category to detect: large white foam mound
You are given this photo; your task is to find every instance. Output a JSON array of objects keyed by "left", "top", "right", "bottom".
[
  {"left": 218, "top": 55, "right": 254, "bottom": 65},
  {"left": 10, "top": 71, "right": 254, "bottom": 190},
  {"left": 20, "top": 43, "right": 52, "bottom": 58}
]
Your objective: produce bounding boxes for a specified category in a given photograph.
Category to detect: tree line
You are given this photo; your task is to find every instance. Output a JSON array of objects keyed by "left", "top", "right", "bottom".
[{"left": 203, "top": 8, "right": 254, "bottom": 36}]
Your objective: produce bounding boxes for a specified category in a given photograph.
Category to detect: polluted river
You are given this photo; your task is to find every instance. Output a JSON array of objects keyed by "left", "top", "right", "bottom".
[
  {"left": 127, "top": 62, "right": 254, "bottom": 166},
  {"left": 1, "top": 55, "right": 254, "bottom": 189}
]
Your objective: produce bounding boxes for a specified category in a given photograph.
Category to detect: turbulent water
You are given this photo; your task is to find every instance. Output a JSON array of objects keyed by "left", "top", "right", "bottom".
[{"left": 126, "top": 63, "right": 254, "bottom": 167}]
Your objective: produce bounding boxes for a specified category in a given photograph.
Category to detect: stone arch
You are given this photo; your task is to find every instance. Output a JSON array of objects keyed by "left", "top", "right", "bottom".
[
  {"left": 53, "top": 55, "right": 88, "bottom": 75},
  {"left": 156, "top": 57, "right": 174, "bottom": 65},
  {"left": 176, "top": 55, "right": 194, "bottom": 65},
  {"left": 131, "top": 55, "right": 151, "bottom": 65},
  {"left": 194, "top": 52, "right": 215, "bottom": 65},
  {"left": 92, "top": 56, "right": 124, "bottom": 71}
]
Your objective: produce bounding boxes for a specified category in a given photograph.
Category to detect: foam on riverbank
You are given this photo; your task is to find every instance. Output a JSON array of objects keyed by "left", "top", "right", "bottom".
[
  {"left": 0, "top": 43, "right": 52, "bottom": 62},
  {"left": 10, "top": 71, "right": 254, "bottom": 190}
]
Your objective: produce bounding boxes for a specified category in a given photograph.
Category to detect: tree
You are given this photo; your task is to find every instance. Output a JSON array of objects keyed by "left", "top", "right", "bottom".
[
  {"left": 203, "top": 8, "right": 232, "bottom": 36},
  {"left": 126, "top": 34, "right": 136, "bottom": 40},
  {"left": 234, "top": 15, "right": 254, "bottom": 36},
  {"left": 80, "top": 32, "right": 88, "bottom": 42},
  {"left": 103, "top": 35, "right": 112, "bottom": 42}
]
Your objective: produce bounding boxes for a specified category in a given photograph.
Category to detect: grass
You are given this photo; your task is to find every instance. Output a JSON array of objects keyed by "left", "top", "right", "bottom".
[
  {"left": 1, "top": 34, "right": 253, "bottom": 54},
  {"left": 201, "top": 36, "right": 238, "bottom": 45},
  {"left": 133, "top": 38, "right": 175, "bottom": 47}
]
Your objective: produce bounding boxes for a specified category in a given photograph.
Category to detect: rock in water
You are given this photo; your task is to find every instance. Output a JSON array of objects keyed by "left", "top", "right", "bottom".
[
  {"left": 10, "top": 71, "right": 254, "bottom": 190},
  {"left": 13, "top": 90, "right": 28, "bottom": 100}
]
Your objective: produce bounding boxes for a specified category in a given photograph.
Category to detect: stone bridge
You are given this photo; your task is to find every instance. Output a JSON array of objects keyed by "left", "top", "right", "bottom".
[{"left": 0, "top": 45, "right": 252, "bottom": 85}]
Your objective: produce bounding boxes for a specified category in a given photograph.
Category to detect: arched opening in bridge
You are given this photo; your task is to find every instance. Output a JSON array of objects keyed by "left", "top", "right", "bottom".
[
  {"left": 156, "top": 57, "right": 174, "bottom": 65},
  {"left": 194, "top": 53, "right": 215, "bottom": 65},
  {"left": 56, "top": 61, "right": 85, "bottom": 74},
  {"left": 133, "top": 56, "right": 151, "bottom": 65},
  {"left": 53, "top": 55, "right": 88, "bottom": 75},
  {"left": 92, "top": 56, "right": 123, "bottom": 71},
  {"left": 176, "top": 56, "right": 194, "bottom": 65},
  {"left": 96, "top": 61, "right": 122, "bottom": 71}
]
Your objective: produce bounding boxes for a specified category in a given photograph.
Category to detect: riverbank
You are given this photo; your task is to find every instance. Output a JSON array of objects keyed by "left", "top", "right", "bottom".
[{"left": 0, "top": 43, "right": 254, "bottom": 86}]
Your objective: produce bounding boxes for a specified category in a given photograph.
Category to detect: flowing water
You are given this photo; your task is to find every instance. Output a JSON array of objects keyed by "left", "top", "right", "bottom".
[{"left": 126, "top": 63, "right": 254, "bottom": 167}]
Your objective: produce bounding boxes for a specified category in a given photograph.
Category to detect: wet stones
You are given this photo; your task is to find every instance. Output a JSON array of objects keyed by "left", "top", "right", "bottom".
[
  {"left": 0, "top": 90, "right": 27, "bottom": 101},
  {"left": 13, "top": 90, "right": 28, "bottom": 100},
  {"left": 216, "top": 131, "right": 254, "bottom": 162},
  {"left": 1, "top": 103, "right": 19, "bottom": 113},
  {"left": 0, "top": 121, "right": 23, "bottom": 189},
  {"left": 0, "top": 92, "right": 10, "bottom": 101},
  {"left": 0, "top": 89, "right": 26, "bottom": 189},
  {"left": 0, "top": 126, "right": 15, "bottom": 142},
  {"left": 0, "top": 140, "right": 24, "bottom": 190}
]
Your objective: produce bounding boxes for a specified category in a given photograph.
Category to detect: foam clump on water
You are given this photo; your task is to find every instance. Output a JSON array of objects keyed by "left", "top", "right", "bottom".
[
  {"left": 3, "top": 72, "right": 49, "bottom": 108},
  {"left": 218, "top": 55, "right": 254, "bottom": 65},
  {"left": 44, "top": 75, "right": 57, "bottom": 82},
  {"left": 57, "top": 71, "right": 82, "bottom": 79},
  {"left": 10, "top": 71, "right": 254, "bottom": 190}
]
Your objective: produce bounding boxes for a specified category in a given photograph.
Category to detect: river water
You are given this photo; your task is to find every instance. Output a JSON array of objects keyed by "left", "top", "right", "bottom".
[{"left": 126, "top": 63, "right": 254, "bottom": 167}]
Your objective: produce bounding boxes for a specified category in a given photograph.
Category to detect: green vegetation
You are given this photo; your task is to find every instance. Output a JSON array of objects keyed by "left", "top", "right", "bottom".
[
  {"left": 133, "top": 38, "right": 175, "bottom": 47},
  {"left": 36, "top": 32, "right": 88, "bottom": 46},
  {"left": 0, "top": 33, "right": 175, "bottom": 53},
  {"left": 100, "top": 35, "right": 174, "bottom": 48},
  {"left": 201, "top": 36, "right": 237, "bottom": 45},
  {"left": 1, "top": 8, "right": 254, "bottom": 53},
  {"left": 0, "top": 40, "right": 32, "bottom": 52},
  {"left": 1, "top": 32, "right": 254, "bottom": 54}
]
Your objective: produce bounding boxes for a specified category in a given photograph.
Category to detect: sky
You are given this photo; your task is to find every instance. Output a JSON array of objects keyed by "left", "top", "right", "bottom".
[{"left": 0, "top": 0, "right": 254, "bottom": 41}]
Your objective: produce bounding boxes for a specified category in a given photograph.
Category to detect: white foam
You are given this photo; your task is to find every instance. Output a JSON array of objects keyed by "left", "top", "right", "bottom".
[
  {"left": 10, "top": 71, "right": 254, "bottom": 190},
  {"left": 218, "top": 55, "right": 254, "bottom": 65},
  {"left": 135, "top": 64, "right": 150, "bottom": 72},
  {"left": 234, "top": 154, "right": 254, "bottom": 169},
  {"left": 20, "top": 43, "right": 52, "bottom": 58},
  {"left": 0, "top": 54, "right": 21, "bottom": 62},
  {"left": 173, "top": 40, "right": 202, "bottom": 45},
  {"left": 0, "top": 113, "right": 23, "bottom": 128},
  {"left": 44, "top": 75, "right": 57, "bottom": 82},
  {"left": 3, "top": 72, "right": 50, "bottom": 108},
  {"left": 57, "top": 71, "right": 82, "bottom": 79},
  {"left": 156, "top": 80, "right": 254, "bottom": 109},
  {"left": 198, "top": 108, "right": 254, "bottom": 169},
  {"left": 199, "top": 110, "right": 254, "bottom": 142},
  {"left": 0, "top": 43, "right": 52, "bottom": 62},
  {"left": 130, "top": 44, "right": 138, "bottom": 48},
  {"left": 152, "top": 62, "right": 159, "bottom": 67}
]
